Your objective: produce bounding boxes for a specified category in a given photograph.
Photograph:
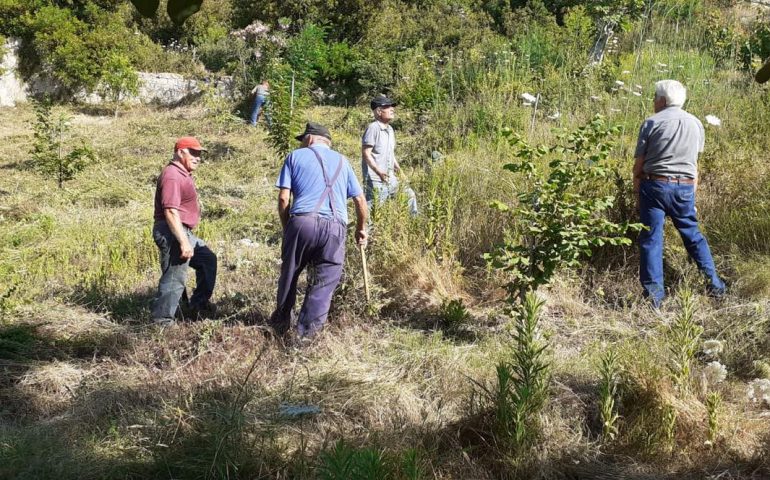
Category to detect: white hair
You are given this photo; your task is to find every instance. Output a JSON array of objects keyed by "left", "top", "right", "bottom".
[
  {"left": 655, "top": 79, "right": 687, "bottom": 107},
  {"left": 306, "top": 134, "right": 331, "bottom": 147}
]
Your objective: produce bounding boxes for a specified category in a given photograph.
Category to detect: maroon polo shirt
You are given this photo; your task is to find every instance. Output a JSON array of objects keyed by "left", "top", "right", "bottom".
[{"left": 154, "top": 161, "right": 200, "bottom": 229}]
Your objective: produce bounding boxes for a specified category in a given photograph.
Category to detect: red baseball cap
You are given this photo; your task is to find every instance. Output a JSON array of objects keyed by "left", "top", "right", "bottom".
[{"left": 174, "top": 136, "right": 207, "bottom": 152}]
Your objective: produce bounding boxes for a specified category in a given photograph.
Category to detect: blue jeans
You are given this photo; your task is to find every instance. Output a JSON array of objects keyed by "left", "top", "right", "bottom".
[
  {"left": 365, "top": 177, "right": 418, "bottom": 216},
  {"left": 638, "top": 180, "right": 725, "bottom": 306},
  {"left": 249, "top": 95, "right": 270, "bottom": 126},
  {"left": 151, "top": 222, "right": 217, "bottom": 320}
]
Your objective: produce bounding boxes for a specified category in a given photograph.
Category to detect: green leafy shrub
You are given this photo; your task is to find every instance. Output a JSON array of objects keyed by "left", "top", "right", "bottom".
[
  {"left": 264, "top": 60, "right": 308, "bottom": 154},
  {"left": 485, "top": 115, "right": 642, "bottom": 300},
  {"left": 22, "top": 3, "right": 143, "bottom": 94},
  {"left": 30, "top": 99, "right": 96, "bottom": 189},
  {"left": 98, "top": 52, "right": 140, "bottom": 117},
  {"left": 393, "top": 46, "right": 443, "bottom": 111},
  {"left": 700, "top": 8, "right": 741, "bottom": 67},
  {"left": 438, "top": 298, "right": 470, "bottom": 332}
]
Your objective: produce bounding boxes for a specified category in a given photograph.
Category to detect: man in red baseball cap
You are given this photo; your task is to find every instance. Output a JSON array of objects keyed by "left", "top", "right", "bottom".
[{"left": 150, "top": 136, "right": 217, "bottom": 325}]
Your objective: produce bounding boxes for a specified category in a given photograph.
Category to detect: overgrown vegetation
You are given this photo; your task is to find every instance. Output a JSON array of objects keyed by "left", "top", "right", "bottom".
[{"left": 2, "top": 0, "right": 770, "bottom": 478}]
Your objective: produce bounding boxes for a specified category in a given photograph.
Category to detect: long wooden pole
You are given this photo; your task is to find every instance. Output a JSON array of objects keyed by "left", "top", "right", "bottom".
[{"left": 359, "top": 244, "right": 370, "bottom": 303}]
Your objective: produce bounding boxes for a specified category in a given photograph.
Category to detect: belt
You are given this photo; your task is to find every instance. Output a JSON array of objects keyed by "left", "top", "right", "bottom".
[
  {"left": 290, "top": 213, "right": 345, "bottom": 225},
  {"left": 154, "top": 219, "right": 193, "bottom": 231},
  {"left": 643, "top": 174, "right": 695, "bottom": 184}
]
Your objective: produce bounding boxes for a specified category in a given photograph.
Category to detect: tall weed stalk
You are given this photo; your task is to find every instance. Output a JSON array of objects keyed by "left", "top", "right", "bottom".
[
  {"left": 493, "top": 293, "right": 551, "bottom": 450},
  {"left": 598, "top": 348, "right": 622, "bottom": 441},
  {"left": 667, "top": 288, "right": 702, "bottom": 392}
]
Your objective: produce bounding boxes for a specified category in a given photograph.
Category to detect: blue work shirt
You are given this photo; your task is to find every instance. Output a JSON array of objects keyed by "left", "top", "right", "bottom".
[{"left": 276, "top": 144, "right": 362, "bottom": 224}]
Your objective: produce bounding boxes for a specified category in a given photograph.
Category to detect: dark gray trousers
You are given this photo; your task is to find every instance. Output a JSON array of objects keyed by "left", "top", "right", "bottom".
[
  {"left": 151, "top": 222, "right": 217, "bottom": 320},
  {"left": 270, "top": 216, "right": 346, "bottom": 337}
]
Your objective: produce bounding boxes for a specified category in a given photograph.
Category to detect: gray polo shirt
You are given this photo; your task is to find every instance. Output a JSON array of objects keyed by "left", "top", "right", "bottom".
[
  {"left": 361, "top": 120, "right": 395, "bottom": 184},
  {"left": 634, "top": 106, "right": 704, "bottom": 179}
]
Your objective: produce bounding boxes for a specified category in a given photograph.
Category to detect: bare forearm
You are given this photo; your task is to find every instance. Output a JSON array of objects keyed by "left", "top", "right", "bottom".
[
  {"left": 278, "top": 190, "right": 291, "bottom": 229},
  {"left": 163, "top": 208, "right": 188, "bottom": 244},
  {"left": 353, "top": 194, "right": 368, "bottom": 231}
]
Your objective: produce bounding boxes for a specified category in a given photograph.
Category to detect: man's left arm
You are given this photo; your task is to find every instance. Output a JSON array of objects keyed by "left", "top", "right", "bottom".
[
  {"left": 392, "top": 131, "right": 401, "bottom": 174},
  {"left": 278, "top": 188, "right": 291, "bottom": 230},
  {"left": 633, "top": 155, "right": 645, "bottom": 194}
]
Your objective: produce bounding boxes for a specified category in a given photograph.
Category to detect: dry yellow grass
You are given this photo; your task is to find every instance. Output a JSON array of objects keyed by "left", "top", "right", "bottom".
[{"left": 0, "top": 101, "right": 769, "bottom": 479}]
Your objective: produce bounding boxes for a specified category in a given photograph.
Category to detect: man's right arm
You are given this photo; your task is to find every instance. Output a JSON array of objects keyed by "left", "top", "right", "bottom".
[
  {"left": 352, "top": 193, "right": 369, "bottom": 246},
  {"left": 362, "top": 145, "right": 387, "bottom": 182},
  {"left": 163, "top": 208, "right": 193, "bottom": 260},
  {"left": 278, "top": 188, "right": 291, "bottom": 230}
]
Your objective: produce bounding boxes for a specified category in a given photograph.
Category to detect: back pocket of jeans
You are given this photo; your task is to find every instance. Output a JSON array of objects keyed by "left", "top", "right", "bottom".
[{"left": 675, "top": 189, "right": 694, "bottom": 202}]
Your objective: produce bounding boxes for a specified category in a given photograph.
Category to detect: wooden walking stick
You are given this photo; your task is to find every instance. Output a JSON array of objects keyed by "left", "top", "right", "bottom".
[{"left": 359, "top": 243, "right": 371, "bottom": 303}]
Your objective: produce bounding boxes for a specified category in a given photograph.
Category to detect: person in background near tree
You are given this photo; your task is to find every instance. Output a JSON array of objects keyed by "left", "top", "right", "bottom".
[
  {"left": 249, "top": 79, "right": 270, "bottom": 127},
  {"left": 362, "top": 94, "right": 418, "bottom": 215},
  {"left": 633, "top": 79, "right": 726, "bottom": 308},
  {"left": 151, "top": 136, "right": 218, "bottom": 325},
  {"left": 269, "top": 122, "right": 368, "bottom": 339}
]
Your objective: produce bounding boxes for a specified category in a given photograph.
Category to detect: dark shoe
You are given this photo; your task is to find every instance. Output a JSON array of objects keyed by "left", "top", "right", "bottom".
[
  {"left": 268, "top": 309, "right": 293, "bottom": 336},
  {"left": 190, "top": 301, "right": 218, "bottom": 320}
]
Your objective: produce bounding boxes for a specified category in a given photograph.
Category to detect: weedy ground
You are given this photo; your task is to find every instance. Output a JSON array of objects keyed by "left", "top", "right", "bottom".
[{"left": 0, "top": 98, "right": 769, "bottom": 479}]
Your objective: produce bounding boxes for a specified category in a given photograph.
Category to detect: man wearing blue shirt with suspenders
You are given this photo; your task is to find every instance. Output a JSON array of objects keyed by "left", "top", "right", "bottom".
[{"left": 270, "top": 122, "right": 369, "bottom": 338}]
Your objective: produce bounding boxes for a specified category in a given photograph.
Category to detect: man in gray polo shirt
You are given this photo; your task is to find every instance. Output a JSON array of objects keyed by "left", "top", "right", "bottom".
[
  {"left": 362, "top": 94, "right": 418, "bottom": 215},
  {"left": 633, "top": 79, "right": 725, "bottom": 307}
]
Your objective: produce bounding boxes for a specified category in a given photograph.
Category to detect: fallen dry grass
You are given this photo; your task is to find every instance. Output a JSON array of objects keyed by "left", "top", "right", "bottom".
[{"left": 1, "top": 102, "right": 769, "bottom": 479}]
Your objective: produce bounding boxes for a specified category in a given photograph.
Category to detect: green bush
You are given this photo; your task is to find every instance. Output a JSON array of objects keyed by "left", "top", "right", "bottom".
[
  {"left": 485, "top": 116, "right": 642, "bottom": 300},
  {"left": 393, "top": 45, "right": 444, "bottom": 111},
  {"left": 30, "top": 99, "right": 96, "bottom": 189}
]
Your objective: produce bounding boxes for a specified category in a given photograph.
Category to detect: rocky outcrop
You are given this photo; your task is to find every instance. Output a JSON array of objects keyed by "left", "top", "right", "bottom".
[
  {"left": 0, "top": 39, "right": 27, "bottom": 107},
  {"left": 0, "top": 38, "right": 232, "bottom": 107}
]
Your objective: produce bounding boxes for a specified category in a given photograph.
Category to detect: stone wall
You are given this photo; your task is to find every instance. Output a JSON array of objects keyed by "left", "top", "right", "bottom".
[
  {"left": 0, "top": 39, "right": 27, "bottom": 107},
  {"left": 0, "top": 38, "right": 232, "bottom": 107}
]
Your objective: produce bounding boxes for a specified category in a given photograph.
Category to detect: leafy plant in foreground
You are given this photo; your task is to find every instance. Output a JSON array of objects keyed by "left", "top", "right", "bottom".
[
  {"left": 667, "top": 288, "right": 702, "bottom": 392},
  {"left": 439, "top": 297, "right": 470, "bottom": 332},
  {"left": 598, "top": 347, "right": 622, "bottom": 441},
  {"left": 317, "top": 440, "right": 423, "bottom": 480},
  {"left": 706, "top": 391, "right": 721, "bottom": 445},
  {"left": 488, "top": 293, "right": 551, "bottom": 450},
  {"left": 485, "top": 115, "right": 642, "bottom": 301}
]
